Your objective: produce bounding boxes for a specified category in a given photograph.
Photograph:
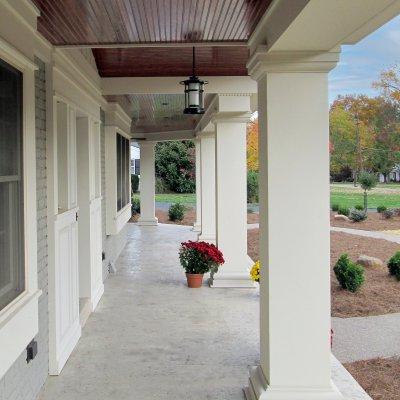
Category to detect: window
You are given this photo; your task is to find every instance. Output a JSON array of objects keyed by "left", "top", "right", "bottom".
[
  {"left": 116, "top": 133, "right": 130, "bottom": 211},
  {"left": 0, "top": 58, "right": 24, "bottom": 311}
]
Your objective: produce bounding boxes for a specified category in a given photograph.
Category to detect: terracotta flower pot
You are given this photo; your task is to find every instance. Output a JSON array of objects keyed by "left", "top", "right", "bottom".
[{"left": 186, "top": 273, "right": 204, "bottom": 288}]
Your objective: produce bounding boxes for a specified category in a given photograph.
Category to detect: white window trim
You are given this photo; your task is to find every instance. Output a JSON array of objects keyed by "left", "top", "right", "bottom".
[
  {"left": 0, "top": 39, "right": 41, "bottom": 379},
  {"left": 105, "top": 126, "right": 132, "bottom": 235}
]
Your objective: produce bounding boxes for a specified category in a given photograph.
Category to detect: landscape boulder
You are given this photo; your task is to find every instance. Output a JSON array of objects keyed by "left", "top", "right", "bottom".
[
  {"left": 334, "top": 214, "right": 350, "bottom": 222},
  {"left": 356, "top": 255, "right": 384, "bottom": 269}
]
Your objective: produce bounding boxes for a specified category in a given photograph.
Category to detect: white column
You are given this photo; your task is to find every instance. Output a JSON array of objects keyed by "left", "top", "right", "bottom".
[
  {"left": 198, "top": 129, "right": 216, "bottom": 244},
  {"left": 244, "top": 51, "right": 343, "bottom": 399},
  {"left": 192, "top": 137, "right": 202, "bottom": 232},
  {"left": 210, "top": 114, "right": 254, "bottom": 288},
  {"left": 137, "top": 141, "right": 158, "bottom": 226}
]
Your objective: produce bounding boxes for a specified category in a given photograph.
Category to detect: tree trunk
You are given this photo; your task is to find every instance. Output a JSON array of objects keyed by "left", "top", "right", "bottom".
[{"left": 364, "top": 191, "right": 368, "bottom": 212}]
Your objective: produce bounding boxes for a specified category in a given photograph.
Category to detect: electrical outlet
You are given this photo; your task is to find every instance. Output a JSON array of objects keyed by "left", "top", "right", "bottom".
[{"left": 26, "top": 340, "right": 38, "bottom": 363}]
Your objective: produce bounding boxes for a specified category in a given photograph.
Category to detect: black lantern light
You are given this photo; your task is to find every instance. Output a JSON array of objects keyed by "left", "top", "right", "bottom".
[{"left": 180, "top": 47, "right": 208, "bottom": 114}]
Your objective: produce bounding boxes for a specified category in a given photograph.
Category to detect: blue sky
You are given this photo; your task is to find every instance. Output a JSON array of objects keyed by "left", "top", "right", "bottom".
[{"left": 329, "top": 15, "right": 400, "bottom": 103}]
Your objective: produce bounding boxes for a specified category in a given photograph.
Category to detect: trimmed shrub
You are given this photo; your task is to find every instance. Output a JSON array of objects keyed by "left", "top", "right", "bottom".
[
  {"left": 334, "top": 254, "right": 365, "bottom": 292},
  {"left": 168, "top": 203, "right": 185, "bottom": 221},
  {"left": 349, "top": 208, "right": 367, "bottom": 222},
  {"left": 247, "top": 170, "right": 259, "bottom": 203},
  {"left": 338, "top": 206, "right": 350, "bottom": 216},
  {"left": 131, "top": 197, "right": 140, "bottom": 215},
  {"left": 382, "top": 209, "right": 394, "bottom": 219},
  {"left": 155, "top": 177, "right": 168, "bottom": 194},
  {"left": 354, "top": 204, "right": 364, "bottom": 211},
  {"left": 377, "top": 205, "right": 387, "bottom": 213},
  {"left": 131, "top": 174, "right": 139, "bottom": 193},
  {"left": 331, "top": 203, "right": 340, "bottom": 212},
  {"left": 388, "top": 251, "right": 400, "bottom": 280}
]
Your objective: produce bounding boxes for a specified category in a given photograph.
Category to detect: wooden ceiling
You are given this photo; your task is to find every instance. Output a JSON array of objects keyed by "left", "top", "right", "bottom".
[
  {"left": 104, "top": 94, "right": 212, "bottom": 133},
  {"left": 31, "top": 0, "right": 272, "bottom": 45},
  {"left": 93, "top": 46, "right": 249, "bottom": 77}
]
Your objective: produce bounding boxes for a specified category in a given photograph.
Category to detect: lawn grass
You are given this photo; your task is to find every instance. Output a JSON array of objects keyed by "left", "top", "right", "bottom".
[
  {"left": 133, "top": 193, "right": 196, "bottom": 204},
  {"left": 330, "top": 192, "right": 400, "bottom": 209}
]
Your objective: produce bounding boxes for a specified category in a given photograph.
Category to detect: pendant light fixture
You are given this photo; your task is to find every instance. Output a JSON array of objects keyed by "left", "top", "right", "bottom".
[{"left": 180, "top": 47, "right": 208, "bottom": 114}]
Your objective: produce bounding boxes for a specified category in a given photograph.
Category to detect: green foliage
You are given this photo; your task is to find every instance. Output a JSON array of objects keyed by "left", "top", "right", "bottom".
[
  {"left": 338, "top": 206, "right": 350, "bottom": 216},
  {"left": 334, "top": 254, "right": 365, "bottom": 292},
  {"left": 377, "top": 205, "right": 387, "bottom": 213},
  {"left": 382, "top": 209, "right": 394, "bottom": 219},
  {"left": 131, "top": 174, "right": 139, "bottom": 193},
  {"left": 354, "top": 204, "right": 364, "bottom": 210},
  {"left": 247, "top": 170, "right": 259, "bottom": 203},
  {"left": 349, "top": 208, "right": 367, "bottom": 222},
  {"left": 387, "top": 251, "right": 400, "bottom": 280},
  {"left": 358, "top": 172, "right": 378, "bottom": 191},
  {"left": 168, "top": 203, "right": 186, "bottom": 221},
  {"left": 155, "top": 141, "right": 195, "bottom": 193},
  {"left": 131, "top": 197, "right": 140, "bottom": 215},
  {"left": 331, "top": 203, "right": 340, "bottom": 211},
  {"left": 155, "top": 177, "right": 168, "bottom": 194}
]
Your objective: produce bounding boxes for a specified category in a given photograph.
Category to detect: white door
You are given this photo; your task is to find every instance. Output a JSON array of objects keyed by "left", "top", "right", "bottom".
[{"left": 49, "top": 102, "right": 81, "bottom": 375}]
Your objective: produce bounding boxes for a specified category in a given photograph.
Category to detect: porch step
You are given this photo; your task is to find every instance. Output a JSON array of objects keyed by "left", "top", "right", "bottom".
[{"left": 79, "top": 297, "right": 91, "bottom": 328}]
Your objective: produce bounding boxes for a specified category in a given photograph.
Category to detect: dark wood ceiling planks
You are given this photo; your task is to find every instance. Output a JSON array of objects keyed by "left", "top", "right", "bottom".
[
  {"left": 93, "top": 46, "right": 249, "bottom": 77},
  {"left": 31, "top": 0, "right": 272, "bottom": 45}
]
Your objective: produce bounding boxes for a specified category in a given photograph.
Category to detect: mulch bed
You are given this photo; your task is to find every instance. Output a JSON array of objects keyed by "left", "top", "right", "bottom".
[
  {"left": 331, "top": 211, "right": 400, "bottom": 231},
  {"left": 247, "top": 229, "right": 400, "bottom": 317},
  {"left": 344, "top": 357, "right": 400, "bottom": 400}
]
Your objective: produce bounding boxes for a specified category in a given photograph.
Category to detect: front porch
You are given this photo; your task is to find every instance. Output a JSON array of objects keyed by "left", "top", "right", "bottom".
[{"left": 39, "top": 224, "right": 368, "bottom": 400}]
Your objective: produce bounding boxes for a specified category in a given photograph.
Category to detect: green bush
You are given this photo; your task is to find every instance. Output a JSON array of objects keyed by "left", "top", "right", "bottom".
[
  {"left": 383, "top": 209, "right": 394, "bottom": 219},
  {"left": 388, "top": 251, "right": 400, "bottom": 280},
  {"left": 338, "top": 206, "right": 350, "bottom": 216},
  {"left": 155, "top": 177, "right": 168, "bottom": 194},
  {"left": 349, "top": 208, "right": 367, "bottom": 222},
  {"left": 334, "top": 254, "right": 365, "bottom": 292},
  {"left": 168, "top": 203, "right": 186, "bottom": 221},
  {"left": 131, "top": 197, "right": 140, "bottom": 215},
  {"left": 331, "top": 203, "right": 340, "bottom": 212},
  {"left": 354, "top": 204, "right": 364, "bottom": 211},
  {"left": 247, "top": 171, "right": 259, "bottom": 203},
  {"left": 377, "top": 205, "right": 387, "bottom": 213},
  {"left": 131, "top": 174, "right": 139, "bottom": 193},
  {"left": 155, "top": 141, "right": 195, "bottom": 193}
]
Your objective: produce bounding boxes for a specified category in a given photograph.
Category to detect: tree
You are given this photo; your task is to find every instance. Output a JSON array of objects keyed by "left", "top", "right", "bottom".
[
  {"left": 358, "top": 171, "right": 377, "bottom": 211},
  {"left": 155, "top": 141, "right": 195, "bottom": 193},
  {"left": 247, "top": 120, "right": 258, "bottom": 171},
  {"left": 373, "top": 66, "right": 400, "bottom": 106}
]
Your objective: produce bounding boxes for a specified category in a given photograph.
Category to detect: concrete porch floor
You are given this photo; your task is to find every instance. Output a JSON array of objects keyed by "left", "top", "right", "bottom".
[{"left": 39, "top": 223, "right": 370, "bottom": 400}]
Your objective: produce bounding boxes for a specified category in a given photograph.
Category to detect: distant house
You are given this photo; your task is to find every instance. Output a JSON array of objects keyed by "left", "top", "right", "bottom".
[
  {"left": 131, "top": 142, "right": 140, "bottom": 175},
  {"left": 378, "top": 164, "right": 400, "bottom": 183}
]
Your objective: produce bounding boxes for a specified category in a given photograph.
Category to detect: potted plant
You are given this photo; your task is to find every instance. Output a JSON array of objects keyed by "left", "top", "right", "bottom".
[
  {"left": 179, "top": 241, "right": 225, "bottom": 288},
  {"left": 250, "top": 260, "right": 260, "bottom": 283}
]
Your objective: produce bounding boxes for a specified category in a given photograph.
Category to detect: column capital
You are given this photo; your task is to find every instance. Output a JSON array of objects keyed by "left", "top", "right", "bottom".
[
  {"left": 212, "top": 111, "right": 252, "bottom": 125},
  {"left": 247, "top": 46, "right": 341, "bottom": 81},
  {"left": 139, "top": 140, "right": 157, "bottom": 148}
]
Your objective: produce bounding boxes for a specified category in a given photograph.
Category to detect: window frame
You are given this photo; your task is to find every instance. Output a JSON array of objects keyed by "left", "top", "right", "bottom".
[
  {"left": 0, "top": 40, "right": 41, "bottom": 380},
  {"left": 0, "top": 57, "right": 25, "bottom": 311},
  {"left": 105, "top": 126, "right": 131, "bottom": 235}
]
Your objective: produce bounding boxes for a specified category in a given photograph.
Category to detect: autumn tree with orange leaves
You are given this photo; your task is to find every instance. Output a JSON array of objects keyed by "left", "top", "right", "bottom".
[{"left": 247, "top": 120, "right": 259, "bottom": 171}]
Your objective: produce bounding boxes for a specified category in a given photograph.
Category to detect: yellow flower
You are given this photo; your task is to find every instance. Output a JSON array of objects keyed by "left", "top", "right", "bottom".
[{"left": 250, "top": 260, "right": 260, "bottom": 283}]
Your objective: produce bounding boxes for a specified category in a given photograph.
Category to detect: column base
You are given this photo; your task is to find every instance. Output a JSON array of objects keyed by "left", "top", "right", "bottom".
[
  {"left": 192, "top": 222, "right": 202, "bottom": 233},
  {"left": 137, "top": 217, "right": 158, "bottom": 226},
  {"left": 197, "top": 233, "right": 216, "bottom": 244},
  {"left": 244, "top": 366, "right": 345, "bottom": 400},
  {"left": 210, "top": 255, "right": 255, "bottom": 288}
]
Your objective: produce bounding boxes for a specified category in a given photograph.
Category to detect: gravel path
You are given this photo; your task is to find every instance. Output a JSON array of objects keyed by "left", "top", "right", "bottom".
[
  {"left": 331, "top": 226, "right": 400, "bottom": 243},
  {"left": 332, "top": 313, "right": 400, "bottom": 363}
]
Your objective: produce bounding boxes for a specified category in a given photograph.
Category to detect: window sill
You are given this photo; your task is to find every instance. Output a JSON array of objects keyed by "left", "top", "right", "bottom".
[
  {"left": 107, "top": 203, "right": 131, "bottom": 236},
  {"left": 0, "top": 289, "right": 41, "bottom": 379}
]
